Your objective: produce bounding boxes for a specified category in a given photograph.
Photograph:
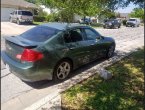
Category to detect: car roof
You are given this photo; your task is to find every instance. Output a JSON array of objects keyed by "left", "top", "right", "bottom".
[
  {"left": 41, "top": 22, "right": 87, "bottom": 30},
  {"left": 14, "top": 10, "right": 31, "bottom": 12}
]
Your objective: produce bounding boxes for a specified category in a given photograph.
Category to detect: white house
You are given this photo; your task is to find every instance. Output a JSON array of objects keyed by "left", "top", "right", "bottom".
[{"left": 1, "top": 0, "right": 38, "bottom": 21}]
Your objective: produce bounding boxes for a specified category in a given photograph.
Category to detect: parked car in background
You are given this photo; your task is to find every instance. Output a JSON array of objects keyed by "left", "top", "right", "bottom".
[
  {"left": 10, "top": 10, "right": 33, "bottom": 25},
  {"left": 103, "top": 19, "right": 121, "bottom": 29},
  {"left": 1, "top": 23, "right": 115, "bottom": 82},
  {"left": 126, "top": 18, "right": 140, "bottom": 27},
  {"left": 79, "top": 18, "right": 92, "bottom": 24}
]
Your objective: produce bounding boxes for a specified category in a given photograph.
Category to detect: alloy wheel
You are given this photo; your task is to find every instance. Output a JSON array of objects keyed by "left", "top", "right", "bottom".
[
  {"left": 56, "top": 61, "right": 71, "bottom": 80},
  {"left": 108, "top": 45, "right": 115, "bottom": 57}
]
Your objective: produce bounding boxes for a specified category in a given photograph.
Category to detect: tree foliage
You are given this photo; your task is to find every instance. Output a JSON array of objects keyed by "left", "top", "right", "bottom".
[
  {"left": 27, "top": 0, "right": 144, "bottom": 22},
  {"left": 130, "top": 8, "right": 144, "bottom": 21}
]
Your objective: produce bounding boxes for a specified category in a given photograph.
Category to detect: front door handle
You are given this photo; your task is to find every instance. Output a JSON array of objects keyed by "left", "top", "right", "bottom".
[{"left": 69, "top": 47, "right": 75, "bottom": 50}]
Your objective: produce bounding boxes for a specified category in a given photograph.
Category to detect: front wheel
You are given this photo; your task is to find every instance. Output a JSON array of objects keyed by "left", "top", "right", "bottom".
[
  {"left": 53, "top": 60, "right": 72, "bottom": 82},
  {"left": 106, "top": 44, "right": 115, "bottom": 58}
]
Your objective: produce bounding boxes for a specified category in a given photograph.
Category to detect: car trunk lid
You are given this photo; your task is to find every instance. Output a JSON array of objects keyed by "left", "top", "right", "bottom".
[{"left": 5, "top": 36, "right": 38, "bottom": 63}]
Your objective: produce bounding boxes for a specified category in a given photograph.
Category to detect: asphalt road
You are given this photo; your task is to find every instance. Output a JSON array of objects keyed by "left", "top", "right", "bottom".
[{"left": 1, "top": 22, "right": 144, "bottom": 104}]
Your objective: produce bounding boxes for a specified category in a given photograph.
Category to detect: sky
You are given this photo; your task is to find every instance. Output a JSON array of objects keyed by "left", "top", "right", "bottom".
[{"left": 116, "top": 3, "right": 138, "bottom": 13}]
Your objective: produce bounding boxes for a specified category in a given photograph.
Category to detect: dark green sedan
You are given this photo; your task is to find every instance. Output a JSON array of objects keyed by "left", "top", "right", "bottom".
[{"left": 1, "top": 23, "right": 115, "bottom": 82}]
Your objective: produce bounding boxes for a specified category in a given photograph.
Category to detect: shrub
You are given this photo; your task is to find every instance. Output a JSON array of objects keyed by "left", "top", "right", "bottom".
[
  {"left": 33, "top": 16, "right": 46, "bottom": 22},
  {"left": 122, "top": 20, "right": 127, "bottom": 25}
]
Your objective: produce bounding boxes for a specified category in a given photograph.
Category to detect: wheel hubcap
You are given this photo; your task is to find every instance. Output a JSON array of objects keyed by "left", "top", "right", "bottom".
[
  {"left": 108, "top": 45, "right": 114, "bottom": 57},
  {"left": 57, "top": 62, "right": 70, "bottom": 80}
]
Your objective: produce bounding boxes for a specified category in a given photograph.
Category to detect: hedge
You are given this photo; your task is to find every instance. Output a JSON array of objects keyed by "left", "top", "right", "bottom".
[{"left": 33, "top": 16, "right": 46, "bottom": 22}]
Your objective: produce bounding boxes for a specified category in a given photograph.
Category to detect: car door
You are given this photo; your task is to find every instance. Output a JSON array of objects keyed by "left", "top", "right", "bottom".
[
  {"left": 83, "top": 27, "right": 106, "bottom": 61},
  {"left": 63, "top": 28, "right": 92, "bottom": 66}
]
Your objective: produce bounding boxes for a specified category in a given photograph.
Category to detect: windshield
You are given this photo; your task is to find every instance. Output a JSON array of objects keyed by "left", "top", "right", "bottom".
[
  {"left": 129, "top": 19, "right": 136, "bottom": 21},
  {"left": 20, "top": 26, "right": 60, "bottom": 42}
]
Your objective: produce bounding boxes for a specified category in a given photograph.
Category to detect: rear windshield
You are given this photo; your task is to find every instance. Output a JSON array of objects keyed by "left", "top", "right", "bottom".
[
  {"left": 20, "top": 26, "right": 60, "bottom": 42},
  {"left": 18, "top": 11, "right": 33, "bottom": 16},
  {"left": 129, "top": 19, "right": 136, "bottom": 21}
]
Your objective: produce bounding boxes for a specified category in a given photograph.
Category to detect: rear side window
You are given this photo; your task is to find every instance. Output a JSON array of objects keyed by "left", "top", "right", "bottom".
[
  {"left": 20, "top": 26, "right": 60, "bottom": 42},
  {"left": 64, "top": 29, "right": 83, "bottom": 43},
  {"left": 21, "top": 11, "right": 33, "bottom": 16}
]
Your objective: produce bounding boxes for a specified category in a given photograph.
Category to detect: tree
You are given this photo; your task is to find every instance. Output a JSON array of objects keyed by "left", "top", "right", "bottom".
[
  {"left": 130, "top": 8, "right": 144, "bottom": 21},
  {"left": 33, "top": 0, "right": 144, "bottom": 22}
]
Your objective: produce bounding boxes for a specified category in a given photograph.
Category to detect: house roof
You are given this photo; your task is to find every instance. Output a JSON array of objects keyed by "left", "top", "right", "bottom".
[{"left": 1, "top": 0, "right": 37, "bottom": 8}]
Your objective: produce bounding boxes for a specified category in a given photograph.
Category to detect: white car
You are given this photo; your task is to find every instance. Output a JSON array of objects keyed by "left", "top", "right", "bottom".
[
  {"left": 10, "top": 10, "right": 33, "bottom": 25},
  {"left": 126, "top": 18, "right": 140, "bottom": 27}
]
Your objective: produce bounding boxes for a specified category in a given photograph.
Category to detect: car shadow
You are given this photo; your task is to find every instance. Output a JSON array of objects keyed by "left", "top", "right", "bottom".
[
  {"left": 23, "top": 57, "right": 108, "bottom": 89},
  {"left": 20, "top": 22, "right": 38, "bottom": 26}
]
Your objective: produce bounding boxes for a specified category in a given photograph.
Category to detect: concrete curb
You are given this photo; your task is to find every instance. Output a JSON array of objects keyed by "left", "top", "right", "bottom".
[{"left": 24, "top": 91, "right": 60, "bottom": 110}]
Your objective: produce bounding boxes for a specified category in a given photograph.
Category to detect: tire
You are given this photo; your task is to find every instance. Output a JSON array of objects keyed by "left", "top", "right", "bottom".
[
  {"left": 106, "top": 44, "right": 115, "bottom": 58},
  {"left": 17, "top": 19, "right": 21, "bottom": 25},
  {"left": 53, "top": 60, "right": 72, "bottom": 82}
]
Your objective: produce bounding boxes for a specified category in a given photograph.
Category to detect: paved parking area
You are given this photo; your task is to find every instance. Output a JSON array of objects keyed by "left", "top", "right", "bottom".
[{"left": 1, "top": 22, "right": 144, "bottom": 106}]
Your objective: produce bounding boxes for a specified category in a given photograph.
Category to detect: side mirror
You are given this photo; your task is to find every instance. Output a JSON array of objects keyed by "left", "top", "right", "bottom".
[
  {"left": 99, "top": 36, "right": 104, "bottom": 39},
  {"left": 96, "top": 36, "right": 104, "bottom": 40}
]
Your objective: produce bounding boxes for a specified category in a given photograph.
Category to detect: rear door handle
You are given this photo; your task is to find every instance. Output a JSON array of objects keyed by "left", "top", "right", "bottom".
[{"left": 90, "top": 44, "right": 95, "bottom": 46}]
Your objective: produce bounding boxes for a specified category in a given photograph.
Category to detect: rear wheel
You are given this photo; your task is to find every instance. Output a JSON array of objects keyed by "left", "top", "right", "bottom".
[
  {"left": 53, "top": 60, "right": 72, "bottom": 82},
  {"left": 106, "top": 44, "right": 115, "bottom": 58}
]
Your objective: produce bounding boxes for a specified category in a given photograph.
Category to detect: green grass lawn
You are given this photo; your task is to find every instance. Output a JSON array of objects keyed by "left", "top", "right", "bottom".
[
  {"left": 33, "top": 21, "right": 45, "bottom": 25},
  {"left": 61, "top": 48, "right": 144, "bottom": 110}
]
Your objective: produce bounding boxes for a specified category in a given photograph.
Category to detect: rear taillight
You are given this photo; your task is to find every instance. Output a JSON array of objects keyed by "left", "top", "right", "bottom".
[{"left": 16, "top": 49, "right": 43, "bottom": 62}]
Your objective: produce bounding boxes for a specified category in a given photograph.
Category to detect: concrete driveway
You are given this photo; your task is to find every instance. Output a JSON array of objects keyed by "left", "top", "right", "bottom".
[
  {"left": 1, "top": 22, "right": 144, "bottom": 109},
  {"left": 1, "top": 22, "right": 35, "bottom": 36}
]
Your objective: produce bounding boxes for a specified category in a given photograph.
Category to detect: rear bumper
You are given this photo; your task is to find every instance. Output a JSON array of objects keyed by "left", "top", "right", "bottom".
[
  {"left": 19, "top": 19, "right": 33, "bottom": 23},
  {"left": 1, "top": 51, "right": 53, "bottom": 82},
  {"left": 126, "top": 23, "right": 135, "bottom": 27}
]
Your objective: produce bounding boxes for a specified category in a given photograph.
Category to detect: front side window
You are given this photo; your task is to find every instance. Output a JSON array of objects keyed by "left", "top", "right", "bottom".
[
  {"left": 20, "top": 26, "right": 60, "bottom": 42},
  {"left": 64, "top": 28, "right": 83, "bottom": 43},
  {"left": 84, "top": 28, "right": 101, "bottom": 40},
  {"left": 18, "top": 11, "right": 21, "bottom": 15}
]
